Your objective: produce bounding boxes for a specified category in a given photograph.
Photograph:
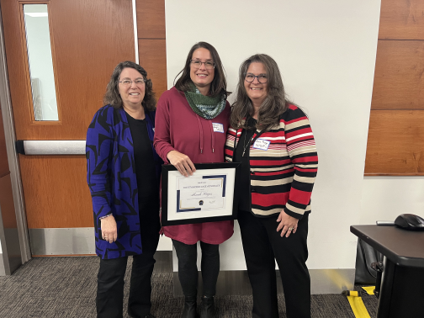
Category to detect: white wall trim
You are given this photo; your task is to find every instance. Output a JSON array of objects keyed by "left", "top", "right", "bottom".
[{"left": 132, "top": 0, "right": 139, "bottom": 64}]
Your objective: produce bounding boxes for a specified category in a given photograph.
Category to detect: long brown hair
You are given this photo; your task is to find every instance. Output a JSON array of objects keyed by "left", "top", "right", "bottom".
[
  {"left": 230, "top": 54, "right": 289, "bottom": 131},
  {"left": 103, "top": 61, "right": 156, "bottom": 112},
  {"left": 174, "top": 42, "right": 228, "bottom": 97}
]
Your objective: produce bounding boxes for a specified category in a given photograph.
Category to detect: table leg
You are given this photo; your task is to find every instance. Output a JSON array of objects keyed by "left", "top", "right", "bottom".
[{"left": 377, "top": 257, "right": 424, "bottom": 318}]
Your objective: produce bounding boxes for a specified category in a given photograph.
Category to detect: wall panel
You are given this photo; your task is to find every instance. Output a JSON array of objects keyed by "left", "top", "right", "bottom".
[
  {"left": 136, "top": 0, "right": 165, "bottom": 39},
  {"left": 137, "top": 0, "right": 167, "bottom": 99},
  {"left": 365, "top": 110, "right": 424, "bottom": 175},
  {"left": 365, "top": 0, "right": 424, "bottom": 175},
  {"left": 139, "top": 39, "right": 167, "bottom": 99},
  {"left": 379, "top": 0, "right": 424, "bottom": 40},
  {"left": 371, "top": 40, "right": 424, "bottom": 110}
]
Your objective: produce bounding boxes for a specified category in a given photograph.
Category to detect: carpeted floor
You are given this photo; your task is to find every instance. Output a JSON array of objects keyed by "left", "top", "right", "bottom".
[{"left": 0, "top": 257, "right": 377, "bottom": 317}]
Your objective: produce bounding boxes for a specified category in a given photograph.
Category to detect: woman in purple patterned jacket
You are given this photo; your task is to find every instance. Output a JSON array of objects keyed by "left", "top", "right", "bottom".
[{"left": 86, "top": 61, "right": 162, "bottom": 318}]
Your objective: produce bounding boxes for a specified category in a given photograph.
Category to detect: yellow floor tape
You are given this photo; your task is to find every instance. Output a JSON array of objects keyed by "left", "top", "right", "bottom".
[
  {"left": 344, "top": 290, "right": 372, "bottom": 318},
  {"left": 361, "top": 286, "right": 375, "bottom": 295}
]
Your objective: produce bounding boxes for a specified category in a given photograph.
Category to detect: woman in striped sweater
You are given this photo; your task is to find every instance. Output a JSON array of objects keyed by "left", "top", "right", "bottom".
[{"left": 225, "top": 54, "right": 318, "bottom": 318}]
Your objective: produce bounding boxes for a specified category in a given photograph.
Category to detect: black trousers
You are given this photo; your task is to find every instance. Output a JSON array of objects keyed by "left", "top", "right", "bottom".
[
  {"left": 96, "top": 215, "right": 160, "bottom": 318},
  {"left": 238, "top": 211, "right": 311, "bottom": 318},
  {"left": 172, "top": 239, "right": 220, "bottom": 298}
]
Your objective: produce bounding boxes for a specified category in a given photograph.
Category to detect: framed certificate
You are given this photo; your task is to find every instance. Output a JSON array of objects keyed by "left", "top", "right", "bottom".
[{"left": 161, "top": 162, "right": 240, "bottom": 226}]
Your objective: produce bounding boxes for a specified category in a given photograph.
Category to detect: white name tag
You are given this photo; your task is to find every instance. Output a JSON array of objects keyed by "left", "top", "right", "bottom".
[
  {"left": 253, "top": 138, "right": 270, "bottom": 150},
  {"left": 212, "top": 123, "right": 224, "bottom": 133}
]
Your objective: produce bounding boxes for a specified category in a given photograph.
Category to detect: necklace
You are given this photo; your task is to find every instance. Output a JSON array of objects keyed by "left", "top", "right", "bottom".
[
  {"left": 241, "top": 128, "right": 256, "bottom": 157},
  {"left": 240, "top": 117, "right": 257, "bottom": 157},
  {"left": 241, "top": 134, "right": 252, "bottom": 157}
]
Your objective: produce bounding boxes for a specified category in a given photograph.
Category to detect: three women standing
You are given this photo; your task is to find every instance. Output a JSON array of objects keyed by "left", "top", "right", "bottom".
[
  {"left": 87, "top": 49, "right": 317, "bottom": 318},
  {"left": 225, "top": 54, "right": 318, "bottom": 318},
  {"left": 86, "top": 61, "right": 162, "bottom": 318},
  {"left": 154, "top": 42, "right": 233, "bottom": 318}
]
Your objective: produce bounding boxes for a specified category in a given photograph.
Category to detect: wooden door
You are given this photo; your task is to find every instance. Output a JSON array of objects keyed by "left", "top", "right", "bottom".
[{"left": 0, "top": 0, "right": 135, "bottom": 255}]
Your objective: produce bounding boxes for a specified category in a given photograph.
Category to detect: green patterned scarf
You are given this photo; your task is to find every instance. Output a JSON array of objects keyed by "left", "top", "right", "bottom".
[{"left": 184, "top": 83, "right": 226, "bottom": 120}]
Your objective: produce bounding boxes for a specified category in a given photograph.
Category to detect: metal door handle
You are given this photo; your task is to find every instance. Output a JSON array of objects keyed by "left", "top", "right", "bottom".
[{"left": 15, "top": 140, "right": 86, "bottom": 155}]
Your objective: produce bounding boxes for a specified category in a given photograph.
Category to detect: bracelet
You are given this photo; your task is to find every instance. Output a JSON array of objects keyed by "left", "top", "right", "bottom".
[{"left": 99, "top": 213, "right": 112, "bottom": 220}]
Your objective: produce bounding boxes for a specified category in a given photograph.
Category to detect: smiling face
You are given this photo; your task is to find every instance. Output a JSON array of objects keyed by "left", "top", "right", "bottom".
[
  {"left": 190, "top": 48, "right": 215, "bottom": 95},
  {"left": 118, "top": 67, "right": 145, "bottom": 109},
  {"left": 244, "top": 62, "right": 268, "bottom": 107}
]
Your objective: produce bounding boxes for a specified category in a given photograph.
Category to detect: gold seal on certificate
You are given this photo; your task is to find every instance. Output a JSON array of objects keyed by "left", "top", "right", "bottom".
[{"left": 161, "top": 163, "right": 240, "bottom": 225}]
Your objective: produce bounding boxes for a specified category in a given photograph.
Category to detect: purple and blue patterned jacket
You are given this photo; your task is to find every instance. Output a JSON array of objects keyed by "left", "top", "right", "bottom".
[{"left": 86, "top": 105, "right": 162, "bottom": 259}]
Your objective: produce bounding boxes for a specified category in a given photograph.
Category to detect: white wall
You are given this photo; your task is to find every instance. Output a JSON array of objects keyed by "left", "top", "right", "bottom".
[
  {"left": 361, "top": 177, "right": 424, "bottom": 223},
  {"left": 164, "top": 0, "right": 382, "bottom": 270},
  {"left": 157, "top": 235, "right": 172, "bottom": 251}
]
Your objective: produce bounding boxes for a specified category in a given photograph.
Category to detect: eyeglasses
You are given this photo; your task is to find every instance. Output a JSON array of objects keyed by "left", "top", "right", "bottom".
[
  {"left": 245, "top": 74, "right": 268, "bottom": 84},
  {"left": 190, "top": 60, "right": 215, "bottom": 69},
  {"left": 119, "top": 79, "right": 145, "bottom": 86}
]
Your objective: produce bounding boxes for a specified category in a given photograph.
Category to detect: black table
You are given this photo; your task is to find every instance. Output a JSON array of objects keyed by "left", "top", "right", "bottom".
[{"left": 351, "top": 225, "right": 424, "bottom": 318}]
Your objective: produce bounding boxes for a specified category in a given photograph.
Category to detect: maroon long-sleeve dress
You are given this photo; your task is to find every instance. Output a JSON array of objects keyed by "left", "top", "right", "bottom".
[{"left": 154, "top": 87, "right": 234, "bottom": 245}]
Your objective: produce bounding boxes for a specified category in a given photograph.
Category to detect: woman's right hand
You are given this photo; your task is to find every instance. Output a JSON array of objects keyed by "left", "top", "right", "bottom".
[
  {"left": 100, "top": 215, "right": 117, "bottom": 243},
  {"left": 167, "top": 150, "right": 196, "bottom": 177}
]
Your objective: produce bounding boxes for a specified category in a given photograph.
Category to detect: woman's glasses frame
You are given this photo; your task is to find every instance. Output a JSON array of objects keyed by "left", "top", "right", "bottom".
[
  {"left": 245, "top": 74, "right": 268, "bottom": 84},
  {"left": 119, "top": 79, "right": 145, "bottom": 87},
  {"left": 190, "top": 60, "right": 216, "bottom": 70}
]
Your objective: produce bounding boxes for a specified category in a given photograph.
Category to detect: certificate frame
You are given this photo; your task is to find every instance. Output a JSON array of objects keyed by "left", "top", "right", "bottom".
[{"left": 161, "top": 162, "right": 240, "bottom": 226}]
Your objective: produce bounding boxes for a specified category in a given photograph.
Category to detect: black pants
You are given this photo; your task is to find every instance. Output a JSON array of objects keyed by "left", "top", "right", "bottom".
[
  {"left": 172, "top": 239, "right": 220, "bottom": 298},
  {"left": 238, "top": 211, "right": 311, "bottom": 318},
  {"left": 96, "top": 215, "right": 160, "bottom": 318}
]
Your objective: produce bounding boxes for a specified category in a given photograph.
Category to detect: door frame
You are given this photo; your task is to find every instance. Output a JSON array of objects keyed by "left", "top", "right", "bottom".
[{"left": 0, "top": 4, "right": 31, "bottom": 265}]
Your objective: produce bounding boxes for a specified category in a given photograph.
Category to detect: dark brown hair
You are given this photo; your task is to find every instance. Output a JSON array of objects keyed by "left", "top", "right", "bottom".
[
  {"left": 230, "top": 54, "right": 289, "bottom": 131},
  {"left": 174, "top": 42, "right": 228, "bottom": 97},
  {"left": 103, "top": 61, "right": 156, "bottom": 112}
]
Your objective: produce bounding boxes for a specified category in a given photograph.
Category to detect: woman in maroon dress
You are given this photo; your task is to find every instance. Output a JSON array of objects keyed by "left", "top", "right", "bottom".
[{"left": 154, "top": 42, "right": 233, "bottom": 318}]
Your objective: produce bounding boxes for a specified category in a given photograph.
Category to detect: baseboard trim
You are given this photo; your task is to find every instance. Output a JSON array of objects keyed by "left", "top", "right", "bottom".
[
  {"left": 29, "top": 228, "right": 94, "bottom": 255},
  {"left": 28, "top": 228, "right": 171, "bottom": 255}
]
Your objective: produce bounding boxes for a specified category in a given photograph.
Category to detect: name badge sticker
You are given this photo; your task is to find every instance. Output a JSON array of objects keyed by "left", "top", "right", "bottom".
[
  {"left": 212, "top": 123, "right": 224, "bottom": 133},
  {"left": 253, "top": 138, "right": 270, "bottom": 151}
]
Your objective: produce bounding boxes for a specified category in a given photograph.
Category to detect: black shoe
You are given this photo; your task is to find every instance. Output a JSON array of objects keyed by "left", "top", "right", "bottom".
[
  {"left": 181, "top": 296, "right": 198, "bottom": 318},
  {"left": 199, "top": 296, "right": 217, "bottom": 318}
]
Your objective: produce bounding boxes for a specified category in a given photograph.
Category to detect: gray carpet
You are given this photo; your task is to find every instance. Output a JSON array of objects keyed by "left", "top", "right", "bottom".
[{"left": 0, "top": 257, "right": 377, "bottom": 317}]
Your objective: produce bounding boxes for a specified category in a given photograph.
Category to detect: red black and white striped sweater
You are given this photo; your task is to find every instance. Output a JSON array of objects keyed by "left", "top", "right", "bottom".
[{"left": 225, "top": 104, "right": 318, "bottom": 219}]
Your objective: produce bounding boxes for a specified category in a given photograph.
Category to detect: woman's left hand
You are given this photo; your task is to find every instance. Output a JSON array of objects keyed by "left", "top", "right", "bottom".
[
  {"left": 101, "top": 215, "right": 118, "bottom": 243},
  {"left": 276, "top": 210, "right": 299, "bottom": 238}
]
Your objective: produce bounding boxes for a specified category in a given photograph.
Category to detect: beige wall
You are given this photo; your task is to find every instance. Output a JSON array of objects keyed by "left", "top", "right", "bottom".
[{"left": 165, "top": 0, "right": 382, "bottom": 270}]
